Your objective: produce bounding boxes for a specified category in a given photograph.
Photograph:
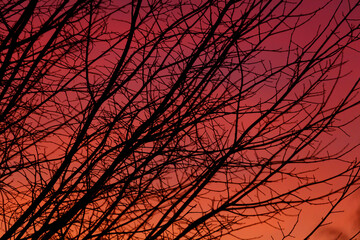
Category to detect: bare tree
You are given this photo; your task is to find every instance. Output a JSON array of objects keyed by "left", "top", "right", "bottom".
[{"left": 1, "top": 0, "right": 360, "bottom": 239}]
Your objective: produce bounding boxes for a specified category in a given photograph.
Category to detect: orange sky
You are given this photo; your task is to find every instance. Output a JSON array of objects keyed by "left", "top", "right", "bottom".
[{"left": 1, "top": 0, "right": 360, "bottom": 239}]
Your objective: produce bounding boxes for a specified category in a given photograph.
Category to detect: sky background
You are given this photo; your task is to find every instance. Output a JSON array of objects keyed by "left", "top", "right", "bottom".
[{"left": 1, "top": 0, "right": 360, "bottom": 239}]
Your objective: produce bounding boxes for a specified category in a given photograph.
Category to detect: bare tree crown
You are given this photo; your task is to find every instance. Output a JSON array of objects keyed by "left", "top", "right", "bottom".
[{"left": 0, "top": 0, "right": 360, "bottom": 239}]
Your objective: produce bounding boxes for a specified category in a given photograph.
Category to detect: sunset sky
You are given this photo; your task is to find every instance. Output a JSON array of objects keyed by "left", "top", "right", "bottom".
[{"left": 1, "top": 0, "right": 360, "bottom": 239}]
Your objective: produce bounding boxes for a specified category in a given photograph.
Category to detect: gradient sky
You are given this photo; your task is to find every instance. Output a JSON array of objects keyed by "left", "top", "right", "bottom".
[{"left": 1, "top": 0, "right": 360, "bottom": 239}]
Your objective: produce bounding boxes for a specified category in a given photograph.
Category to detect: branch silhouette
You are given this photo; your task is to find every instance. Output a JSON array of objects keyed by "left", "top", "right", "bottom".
[{"left": 1, "top": 0, "right": 360, "bottom": 239}]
